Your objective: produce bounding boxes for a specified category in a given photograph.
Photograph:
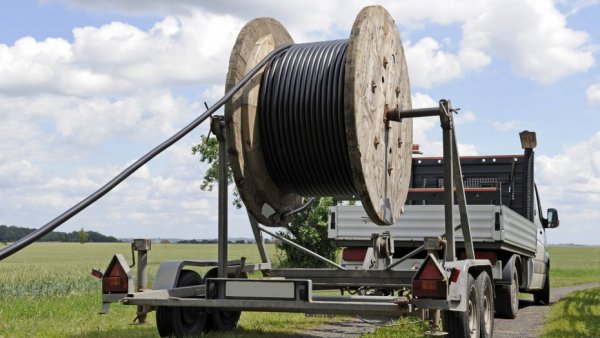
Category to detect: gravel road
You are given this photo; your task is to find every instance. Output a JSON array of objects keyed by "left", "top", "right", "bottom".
[
  {"left": 494, "top": 282, "right": 598, "bottom": 338},
  {"left": 298, "top": 282, "right": 599, "bottom": 338}
]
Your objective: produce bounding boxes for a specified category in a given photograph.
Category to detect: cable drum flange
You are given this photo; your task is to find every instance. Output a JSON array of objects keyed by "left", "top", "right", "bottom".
[
  {"left": 225, "top": 6, "right": 412, "bottom": 226},
  {"left": 224, "top": 18, "right": 301, "bottom": 226}
]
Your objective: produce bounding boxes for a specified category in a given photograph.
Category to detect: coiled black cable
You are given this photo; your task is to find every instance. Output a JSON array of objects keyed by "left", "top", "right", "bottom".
[{"left": 258, "top": 40, "right": 356, "bottom": 197}]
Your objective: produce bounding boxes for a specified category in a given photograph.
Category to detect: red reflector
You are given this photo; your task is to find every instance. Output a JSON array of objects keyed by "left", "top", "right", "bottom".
[
  {"left": 102, "top": 258, "right": 129, "bottom": 294},
  {"left": 450, "top": 268, "right": 460, "bottom": 283},
  {"left": 419, "top": 259, "right": 444, "bottom": 280},
  {"left": 413, "top": 279, "right": 447, "bottom": 299},
  {"left": 342, "top": 247, "right": 367, "bottom": 262},
  {"left": 413, "top": 255, "right": 447, "bottom": 299}
]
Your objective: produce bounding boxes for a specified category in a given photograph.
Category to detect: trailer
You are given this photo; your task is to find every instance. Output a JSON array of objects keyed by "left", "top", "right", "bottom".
[{"left": 96, "top": 97, "right": 505, "bottom": 337}]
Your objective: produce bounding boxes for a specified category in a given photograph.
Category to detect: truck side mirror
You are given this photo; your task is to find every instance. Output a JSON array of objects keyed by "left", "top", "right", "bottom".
[{"left": 546, "top": 208, "right": 559, "bottom": 228}]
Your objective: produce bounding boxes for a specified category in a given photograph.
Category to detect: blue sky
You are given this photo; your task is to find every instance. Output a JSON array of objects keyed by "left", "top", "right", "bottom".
[{"left": 0, "top": 0, "right": 599, "bottom": 245}]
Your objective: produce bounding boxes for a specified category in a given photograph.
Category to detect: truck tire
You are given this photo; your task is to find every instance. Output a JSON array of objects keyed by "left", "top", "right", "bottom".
[
  {"left": 156, "top": 270, "right": 207, "bottom": 337},
  {"left": 495, "top": 267, "right": 519, "bottom": 319},
  {"left": 443, "top": 274, "right": 480, "bottom": 338},
  {"left": 476, "top": 272, "right": 494, "bottom": 338},
  {"left": 534, "top": 271, "right": 550, "bottom": 305},
  {"left": 204, "top": 267, "right": 246, "bottom": 331}
]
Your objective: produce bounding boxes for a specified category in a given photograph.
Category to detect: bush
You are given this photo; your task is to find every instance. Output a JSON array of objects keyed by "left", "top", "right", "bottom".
[{"left": 276, "top": 198, "right": 338, "bottom": 268}]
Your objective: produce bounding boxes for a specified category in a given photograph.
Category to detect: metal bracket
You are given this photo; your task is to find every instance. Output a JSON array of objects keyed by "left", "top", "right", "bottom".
[{"left": 386, "top": 99, "right": 475, "bottom": 262}]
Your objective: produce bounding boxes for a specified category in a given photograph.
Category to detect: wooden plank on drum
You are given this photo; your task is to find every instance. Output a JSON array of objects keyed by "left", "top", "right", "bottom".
[
  {"left": 344, "top": 6, "right": 412, "bottom": 225},
  {"left": 224, "top": 18, "right": 302, "bottom": 227}
]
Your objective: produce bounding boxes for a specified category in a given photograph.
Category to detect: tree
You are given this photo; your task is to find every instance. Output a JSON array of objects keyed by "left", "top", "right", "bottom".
[
  {"left": 78, "top": 227, "right": 89, "bottom": 244},
  {"left": 192, "top": 135, "right": 337, "bottom": 267}
]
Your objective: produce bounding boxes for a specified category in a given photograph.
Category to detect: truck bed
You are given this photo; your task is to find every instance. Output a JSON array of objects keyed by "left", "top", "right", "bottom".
[{"left": 329, "top": 205, "right": 537, "bottom": 257}]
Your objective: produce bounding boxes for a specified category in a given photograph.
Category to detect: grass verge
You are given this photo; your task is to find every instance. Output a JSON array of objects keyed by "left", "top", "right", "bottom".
[
  {"left": 0, "top": 292, "right": 333, "bottom": 337},
  {"left": 540, "top": 287, "right": 600, "bottom": 338}
]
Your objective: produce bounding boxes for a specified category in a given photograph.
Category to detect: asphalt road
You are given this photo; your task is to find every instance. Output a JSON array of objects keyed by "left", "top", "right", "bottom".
[{"left": 299, "top": 282, "right": 599, "bottom": 338}]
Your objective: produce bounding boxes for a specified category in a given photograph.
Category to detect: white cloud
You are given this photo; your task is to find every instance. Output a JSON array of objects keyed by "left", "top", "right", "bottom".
[
  {"left": 0, "top": 12, "right": 243, "bottom": 97},
  {"left": 461, "top": 0, "right": 594, "bottom": 84},
  {"left": 493, "top": 120, "right": 521, "bottom": 132},
  {"left": 586, "top": 83, "right": 600, "bottom": 106},
  {"left": 556, "top": 0, "right": 600, "bottom": 15},
  {"left": 455, "top": 111, "right": 475, "bottom": 125},
  {"left": 405, "top": 37, "right": 466, "bottom": 88},
  {"left": 537, "top": 132, "right": 600, "bottom": 244}
]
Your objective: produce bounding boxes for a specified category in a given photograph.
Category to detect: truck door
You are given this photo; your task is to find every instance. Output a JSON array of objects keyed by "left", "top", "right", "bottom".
[{"left": 531, "top": 185, "right": 547, "bottom": 290}]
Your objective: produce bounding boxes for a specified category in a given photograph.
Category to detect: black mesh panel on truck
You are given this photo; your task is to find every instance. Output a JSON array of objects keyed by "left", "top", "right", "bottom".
[{"left": 407, "top": 153, "right": 534, "bottom": 221}]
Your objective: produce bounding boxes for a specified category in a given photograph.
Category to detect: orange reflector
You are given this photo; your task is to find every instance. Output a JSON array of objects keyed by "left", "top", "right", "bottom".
[{"left": 91, "top": 269, "right": 103, "bottom": 279}]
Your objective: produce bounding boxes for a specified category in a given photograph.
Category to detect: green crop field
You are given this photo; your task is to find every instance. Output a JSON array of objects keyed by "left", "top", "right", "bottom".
[
  {"left": 546, "top": 245, "right": 600, "bottom": 287},
  {"left": 1, "top": 243, "right": 598, "bottom": 337},
  {"left": 0, "top": 242, "right": 333, "bottom": 337}
]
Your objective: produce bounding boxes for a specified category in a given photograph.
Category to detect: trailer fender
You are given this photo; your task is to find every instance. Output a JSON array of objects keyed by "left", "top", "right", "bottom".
[
  {"left": 498, "top": 255, "right": 521, "bottom": 286},
  {"left": 153, "top": 261, "right": 188, "bottom": 290},
  {"left": 444, "top": 259, "right": 493, "bottom": 312}
]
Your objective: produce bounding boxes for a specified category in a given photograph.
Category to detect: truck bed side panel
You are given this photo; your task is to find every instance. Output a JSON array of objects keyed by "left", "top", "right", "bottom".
[{"left": 330, "top": 205, "right": 537, "bottom": 256}]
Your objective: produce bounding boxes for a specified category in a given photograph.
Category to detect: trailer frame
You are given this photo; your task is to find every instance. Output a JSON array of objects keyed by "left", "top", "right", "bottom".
[{"left": 100, "top": 99, "right": 493, "bottom": 336}]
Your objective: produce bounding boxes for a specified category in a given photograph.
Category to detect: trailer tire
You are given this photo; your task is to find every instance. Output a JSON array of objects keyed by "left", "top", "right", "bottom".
[
  {"left": 156, "top": 270, "right": 207, "bottom": 337},
  {"left": 534, "top": 271, "right": 550, "bottom": 305},
  {"left": 476, "top": 272, "right": 494, "bottom": 338},
  {"left": 204, "top": 267, "right": 246, "bottom": 331},
  {"left": 495, "top": 267, "right": 519, "bottom": 319},
  {"left": 442, "top": 274, "right": 479, "bottom": 338}
]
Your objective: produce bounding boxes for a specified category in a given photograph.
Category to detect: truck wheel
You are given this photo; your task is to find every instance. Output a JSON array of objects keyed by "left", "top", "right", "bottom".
[
  {"left": 476, "top": 272, "right": 494, "bottom": 338},
  {"left": 442, "top": 274, "right": 480, "bottom": 338},
  {"left": 156, "top": 270, "right": 207, "bottom": 337},
  {"left": 534, "top": 271, "right": 550, "bottom": 305},
  {"left": 495, "top": 267, "right": 519, "bottom": 318},
  {"left": 204, "top": 267, "right": 246, "bottom": 331}
]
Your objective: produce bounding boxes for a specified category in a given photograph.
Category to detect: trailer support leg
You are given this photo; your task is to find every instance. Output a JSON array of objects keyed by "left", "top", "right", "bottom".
[
  {"left": 132, "top": 239, "right": 151, "bottom": 324},
  {"left": 213, "top": 116, "right": 229, "bottom": 278}
]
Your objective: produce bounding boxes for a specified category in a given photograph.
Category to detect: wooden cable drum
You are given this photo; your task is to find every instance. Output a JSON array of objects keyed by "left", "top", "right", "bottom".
[{"left": 225, "top": 6, "right": 412, "bottom": 227}]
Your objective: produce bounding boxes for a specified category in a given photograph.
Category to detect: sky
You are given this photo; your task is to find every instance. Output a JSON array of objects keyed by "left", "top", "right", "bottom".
[{"left": 0, "top": 0, "right": 599, "bottom": 245}]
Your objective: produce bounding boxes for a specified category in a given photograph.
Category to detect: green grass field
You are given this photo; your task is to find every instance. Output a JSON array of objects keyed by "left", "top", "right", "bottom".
[
  {"left": 0, "top": 243, "right": 598, "bottom": 337},
  {"left": 0, "top": 242, "right": 333, "bottom": 337},
  {"left": 546, "top": 245, "right": 600, "bottom": 288}
]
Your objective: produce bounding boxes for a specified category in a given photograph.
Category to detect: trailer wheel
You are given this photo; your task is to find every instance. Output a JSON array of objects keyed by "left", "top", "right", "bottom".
[
  {"left": 534, "top": 271, "right": 550, "bottom": 305},
  {"left": 495, "top": 267, "right": 519, "bottom": 318},
  {"left": 156, "top": 270, "right": 207, "bottom": 337},
  {"left": 442, "top": 274, "right": 480, "bottom": 338},
  {"left": 204, "top": 267, "right": 247, "bottom": 331},
  {"left": 476, "top": 272, "right": 494, "bottom": 338}
]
